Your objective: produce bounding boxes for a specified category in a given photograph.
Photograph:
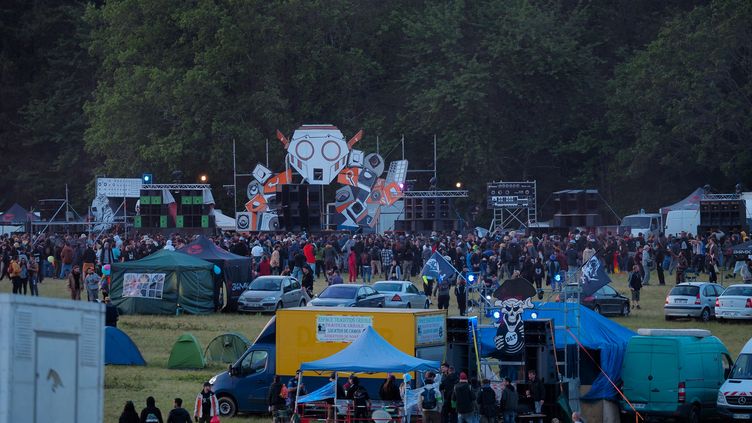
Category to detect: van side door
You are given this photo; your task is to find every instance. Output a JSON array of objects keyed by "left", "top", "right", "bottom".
[{"left": 237, "top": 348, "right": 275, "bottom": 412}]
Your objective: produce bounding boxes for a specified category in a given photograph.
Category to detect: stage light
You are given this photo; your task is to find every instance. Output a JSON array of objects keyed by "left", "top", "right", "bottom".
[
  {"left": 531, "top": 312, "right": 538, "bottom": 319},
  {"left": 199, "top": 174, "right": 208, "bottom": 183},
  {"left": 493, "top": 311, "right": 500, "bottom": 319},
  {"left": 399, "top": 183, "right": 404, "bottom": 190},
  {"left": 455, "top": 182, "right": 462, "bottom": 189},
  {"left": 486, "top": 295, "right": 491, "bottom": 300},
  {"left": 468, "top": 274, "right": 475, "bottom": 283},
  {"left": 142, "top": 173, "right": 153, "bottom": 184},
  {"left": 554, "top": 273, "right": 561, "bottom": 282}
]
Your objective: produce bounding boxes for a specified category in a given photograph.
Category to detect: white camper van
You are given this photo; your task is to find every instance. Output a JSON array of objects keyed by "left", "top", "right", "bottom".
[
  {"left": 665, "top": 209, "right": 700, "bottom": 236},
  {"left": 717, "top": 337, "right": 752, "bottom": 420}
]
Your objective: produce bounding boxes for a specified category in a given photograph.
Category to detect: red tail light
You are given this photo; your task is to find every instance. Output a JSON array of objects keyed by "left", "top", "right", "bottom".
[
  {"left": 716, "top": 298, "right": 720, "bottom": 307},
  {"left": 391, "top": 294, "right": 402, "bottom": 302},
  {"left": 678, "top": 382, "right": 686, "bottom": 403},
  {"left": 746, "top": 298, "right": 752, "bottom": 308},
  {"left": 583, "top": 296, "right": 594, "bottom": 302},
  {"left": 695, "top": 294, "right": 701, "bottom": 305},
  {"left": 665, "top": 296, "right": 669, "bottom": 305}
]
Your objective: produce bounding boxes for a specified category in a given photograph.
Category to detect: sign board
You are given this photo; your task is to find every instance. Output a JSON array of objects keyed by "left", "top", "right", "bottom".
[
  {"left": 416, "top": 314, "right": 446, "bottom": 346},
  {"left": 122, "top": 273, "right": 165, "bottom": 299},
  {"left": 487, "top": 181, "right": 536, "bottom": 209},
  {"left": 96, "top": 178, "right": 142, "bottom": 198},
  {"left": 235, "top": 212, "right": 251, "bottom": 231},
  {"left": 315, "top": 315, "right": 373, "bottom": 343}
]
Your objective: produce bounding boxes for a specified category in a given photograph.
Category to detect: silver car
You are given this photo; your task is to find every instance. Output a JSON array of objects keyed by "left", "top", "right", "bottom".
[
  {"left": 664, "top": 282, "right": 723, "bottom": 322},
  {"left": 716, "top": 284, "right": 752, "bottom": 321},
  {"left": 373, "top": 281, "right": 429, "bottom": 309},
  {"left": 237, "top": 276, "right": 310, "bottom": 313}
]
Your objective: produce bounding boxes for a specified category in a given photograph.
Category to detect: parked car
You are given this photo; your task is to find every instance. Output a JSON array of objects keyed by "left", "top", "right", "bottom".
[
  {"left": 555, "top": 284, "right": 630, "bottom": 316},
  {"left": 309, "top": 284, "right": 385, "bottom": 308},
  {"left": 237, "top": 276, "right": 310, "bottom": 312},
  {"left": 372, "top": 281, "right": 429, "bottom": 309},
  {"left": 716, "top": 284, "right": 752, "bottom": 322},
  {"left": 717, "top": 336, "right": 752, "bottom": 420},
  {"left": 620, "top": 328, "right": 733, "bottom": 423},
  {"left": 664, "top": 282, "right": 723, "bottom": 322}
]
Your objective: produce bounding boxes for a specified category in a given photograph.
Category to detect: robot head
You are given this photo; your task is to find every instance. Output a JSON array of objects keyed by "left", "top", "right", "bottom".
[{"left": 287, "top": 124, "right": 350, "bottom": 185}]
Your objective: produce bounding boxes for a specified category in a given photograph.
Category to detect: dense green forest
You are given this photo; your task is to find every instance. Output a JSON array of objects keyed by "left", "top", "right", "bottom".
[{"left": 1, "top": 0, "right": 750, "bottom": 218}]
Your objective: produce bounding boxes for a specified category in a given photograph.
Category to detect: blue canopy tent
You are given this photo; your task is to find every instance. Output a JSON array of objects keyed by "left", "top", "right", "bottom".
[
  {"left": 478, "top": 302, "right": 635, "bottom": 400},
  {"left": 300, "top": 326, "right": 441, "bottom": 374},
  {"left": 105, "top": 327, "right": 146, "bottom": 366}
]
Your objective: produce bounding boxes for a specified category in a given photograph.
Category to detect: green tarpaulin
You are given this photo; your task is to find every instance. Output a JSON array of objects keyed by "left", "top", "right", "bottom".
[
  {"left": 168, "top": 333, "right": 206, "bottom": 369},
  {"left": 110, "top": 249, "right": 216, "bottom": 315}
]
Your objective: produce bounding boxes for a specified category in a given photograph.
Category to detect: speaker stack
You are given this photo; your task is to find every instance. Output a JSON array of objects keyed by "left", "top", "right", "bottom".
[
  {"left": 278, "top": 184, "right": 321, "bottom": 232},
  {"left": 446, "top": 317, "right": 477, "bottom": 378},
  {"left": 396, "top": 197, "right": 457, "bottom": 232},
  {"left": 552, "top": 189, "right": 602, "bottom": 228},
  {"left": 699, "top": 199, "right": 746, "bottom": 233},
  {"left": 135, "top": 188, "right": 213, "bottom": 229},
  {"left": 134, "top": 189, "right": 165, "bottom": 229}
]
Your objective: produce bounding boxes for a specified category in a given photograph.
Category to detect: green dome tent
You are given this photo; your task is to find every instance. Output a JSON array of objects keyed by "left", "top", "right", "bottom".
[
  {"left": 204, "top": 332, "right": 251, "bottom": 364},
  {"left": 110, "top": 249, "right": 216, "bottom": 315},
  {"left": 167, "top": 333, "right": 206, "bottom": 369}
]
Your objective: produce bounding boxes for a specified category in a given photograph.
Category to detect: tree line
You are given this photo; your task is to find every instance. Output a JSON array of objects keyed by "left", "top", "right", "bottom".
[{"left": 1, "top": 0, "right": 750, "bottom": 219}]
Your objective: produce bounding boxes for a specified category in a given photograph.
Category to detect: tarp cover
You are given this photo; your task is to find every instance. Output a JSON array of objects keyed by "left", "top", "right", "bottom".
[
  {"left": 105, "top": 326, "right": 146, "bottom": 366},
  {"left": 0, "top": 203, "right": 37, "bottom": 224},
  {"left": 659, "top": 187, "right": 705, "bottom": 214},
  {"left": 300, "top": 326, "right": 440, "bottom": 373},
  {"left": 205, "top": 332, "right": 251, "bottom": 364},
  {"left": 479, "top": 302, "right": 635, "bottom": 400},
  {"left": 110, "top": 249, "right": 215, "bottom": 315},
  {"left": 732, "top": 241, "right": 752, "bottom": 256},
  {"left": 178, "top": 235, "right": 252, "bottom": 310},
  {"left": 168, "top": 333, "right": 206, "bottom": 369}
]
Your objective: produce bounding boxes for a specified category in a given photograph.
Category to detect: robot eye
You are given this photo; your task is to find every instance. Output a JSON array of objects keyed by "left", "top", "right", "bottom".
[
  {"left": 295, "top": 140, "right": 314, "bottom": 160},
  {"left": 321, "top": 140, "right": 341, "bottom": 161}
]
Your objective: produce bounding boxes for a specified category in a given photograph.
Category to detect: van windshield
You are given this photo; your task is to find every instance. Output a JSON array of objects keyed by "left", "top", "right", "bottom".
[
  {"left": 248, "top": 278, "right": 282, "bottom": 291},
  {"left": 622, "top": 216, "right": 651, "bottom": 228},
  {"left": 730, "top": 354, "right": 752, "bottom": 380},
  {"left": 669, "top": 286, "right": 699, "bottom": 296}
]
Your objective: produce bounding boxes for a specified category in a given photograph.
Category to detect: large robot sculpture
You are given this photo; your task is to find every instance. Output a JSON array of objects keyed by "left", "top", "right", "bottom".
[{"left": 244, "top": 124, "right": 408, "bottom": 231}]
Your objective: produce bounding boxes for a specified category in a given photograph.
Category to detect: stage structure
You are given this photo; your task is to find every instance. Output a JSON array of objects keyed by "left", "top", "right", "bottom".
[
  {"left": 487, "top": 181, "right": 537, "bottom": 232},
  {"left": 239, "top": 124, "right": 408, "bottom": 232}
]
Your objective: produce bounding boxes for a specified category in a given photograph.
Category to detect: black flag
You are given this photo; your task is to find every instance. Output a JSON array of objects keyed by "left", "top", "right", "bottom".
[{"left": 580, "top": 255, "right": 611, "bottom": 297}]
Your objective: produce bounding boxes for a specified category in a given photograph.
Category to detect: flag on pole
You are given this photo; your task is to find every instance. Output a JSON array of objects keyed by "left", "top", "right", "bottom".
[
  {"left": 420, "top": 252, "right": 460, "bottom": 282},
  {"left": 580, "top": 255, "right": 612, "bottom": 296}
]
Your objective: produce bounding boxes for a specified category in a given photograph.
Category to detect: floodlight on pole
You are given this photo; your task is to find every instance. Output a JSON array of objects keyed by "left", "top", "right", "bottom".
[
  {"left": 199, "top": 174, "right": 208, "bottom": 183},
  {"left": 142, "top": 173, "right": 153, "bottom": 184},
  {"left": 455, "top": 182, "right": 462, "bottom": 189}
]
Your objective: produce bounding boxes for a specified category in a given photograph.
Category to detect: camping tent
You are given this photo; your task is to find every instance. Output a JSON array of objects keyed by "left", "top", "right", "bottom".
[
  {"left": 177, "top": 235, "right": 252, "bottom": 311},
  {"left": 105, "top": 327, "right": 146, "bottom": 366},
  {"left": 300, "top": 326, "right": 440, "bottom": 373},
  {"left": 168, "top": 333, "right": 206, "bottom": 369},
  {"left": 204, "top": 332, "right": 251, "bottom": 364},
  {"left": 659, "top": 187, "right": 706, "bottom": 214},
  {"left": 110, "top": 249, "right": 216, "bottom": 315},
  {"left": 479, "top": 302, "right": 635, "bottom": 400}
]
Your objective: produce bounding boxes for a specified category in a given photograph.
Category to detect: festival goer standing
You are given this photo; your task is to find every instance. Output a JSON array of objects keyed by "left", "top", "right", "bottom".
[
  {"left": 85, "top": 267, "right": 100, "bottom": 301},
  {"left": 477, "top": 379, "right": 497, "bottom": 423},
  {"left": 452, "top": 373, "right": 476, "bottom": 423},
  {"left": 629, "top": 264, "right": 642, "bottom": 309},
  {"left": 435, "top": 277, "right": 451, "bottom": 310},
  {"left": 525, "top": 370, "right": 544, "bottom": 423},
  {"left": 119, "top": 401, "right": 140, "bottom": 423},
  {"left": 270, "top": 246, "right": 281, "bottom": 275},
  {"left": 166, "top": 398, "right": 191, "bottom": 423},
  {"left": 140, "top": 396, "right": 164, "bottom": 423},
  {"left": 268, "top": 375, "right": 287, "bottom": 423},
  {"left": 193, "top": 382, "right": 218, "bottom": 423},
  {"left": 28, "top": 254, "right": 39, "bottom": 296},
  {"left": 347, "top": 248, "right": 358, "bottom": 283},
  {"left": 500, "top": 378, "right": 518, "bottom": 423},
  {"left": 67, "top": 265, "right": 83, "bottom": 300},
  {"left": 8, "top": 256, "right": 21, "bottom": 294},
  {"left": 60, "top": 242, "right": 74, "bottom": 279},
  {"left": 18, "top": 256, "right": 29, "bottom": 295},
  {"left": 420, "top": 371, "right": 442, "bottom": 423},
  {"left": 455, "top": 278, "right": 468, "bottom": 316}
]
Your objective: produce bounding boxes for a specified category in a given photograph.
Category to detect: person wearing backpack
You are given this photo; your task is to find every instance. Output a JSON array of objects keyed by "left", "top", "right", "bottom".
[
  {"left": 139, "top": 396, "right": 164, "bottom": 423},
  {"left": 434, "top": 277, "right": 451, "bottom": 310},
  {"left": 452, "top": 373, "right": 476, "bottom": 423},
  {"left": 420, "top": 372, "right": 442, "bottom": 423},
  {"left": 476, "top": 379, "right": 497, "bottom": 423}
]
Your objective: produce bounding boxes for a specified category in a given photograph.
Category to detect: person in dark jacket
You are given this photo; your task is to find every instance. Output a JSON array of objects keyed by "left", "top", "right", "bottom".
[
  {"left": 525, "top": 370, "right": 545, "bottom": 423},
  {"left": 500, "top": 378, "right": 518, "bottom": 423},
  {"left": 454, "top": 278, "right": 468, "bottom": 316},
  {"left": 140, "top": 396, "right": 164, "bottom": 423},
  {"left": 166, "top": 398, "right": 191, "bottom": 423},
  {"left": 105, "top": 296, "right": 119, "bottom": 327},
  {"left": 477, "top": 379, "right": 497, "bottom": 423},
  {"left": 440, "top": 364, "right": 459, "bottom": 423},
  {"left": 628, "top": 264, "right": 642, "bottom": 309},
  {"left": 379, "top": 374, "right": 401, "bottom": 401},
  {"left": 119, "top": 400, "right": 140, "bottom": 423},
  {"left": 452, "top": 372, "right": 475, "bottom": 423},
  {"left": 268, "top": 375, "right": 288, "bottom": 423},
  {"left": 326, "top": 373, "right": 346, "bottom": 423}
]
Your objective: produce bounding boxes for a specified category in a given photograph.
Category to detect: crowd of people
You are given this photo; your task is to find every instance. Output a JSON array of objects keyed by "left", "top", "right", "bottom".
[{"left": 118, "top": 382, "right": 219, "bottom": 423}]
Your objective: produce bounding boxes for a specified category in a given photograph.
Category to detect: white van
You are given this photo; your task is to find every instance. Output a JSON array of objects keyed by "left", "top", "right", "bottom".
[
  {"left": 621, "top": 212, "right": 662, "bottom": 238},
  {"left": 717, "top": 337, "right": 752, "bottom": 420},
  {"left": 665, "top": 209, "right": 700, "bottom": 237}
]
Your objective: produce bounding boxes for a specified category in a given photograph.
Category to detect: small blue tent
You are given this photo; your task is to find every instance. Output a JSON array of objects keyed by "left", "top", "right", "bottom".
[
  {"left": 105, "top": 327, "right": 146, "bottom": 366},
  {"left": 479, "top": 302, "right": 635, "bottom": 400},
  {"left": 300, "top": 326, "right": 440, "bottom": 373}
]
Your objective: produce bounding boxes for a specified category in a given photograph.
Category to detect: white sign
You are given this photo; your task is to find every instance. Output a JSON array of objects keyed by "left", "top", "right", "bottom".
[
  {"left": 123, "top": 273, "right": 165, "bottom": 299},
  {"left": 316, "top": 315, "right": 373, "bottom": 343},
  {"left": 416, "top": 314, "right": 445, "bottom": 346},
  {"left": 96, "top": 178, "right": 142, "bottom": 197}
]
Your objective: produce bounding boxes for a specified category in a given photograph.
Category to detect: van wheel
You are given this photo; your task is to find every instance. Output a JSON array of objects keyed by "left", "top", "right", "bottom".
[
  {"left": 698, "top": 308, "right": 710, "bottom": 322},
  {"left": 218, "top": 396, "right": 237, "bottom": 417},
  {"left": 593, "top": 305, "right": 601, "bottom": 315},
  {"left": 621, "top": 303, "right": 630, "bottom": 316},
  {"left": 688, "top": 404, "right": 700, "bottom": 423}
]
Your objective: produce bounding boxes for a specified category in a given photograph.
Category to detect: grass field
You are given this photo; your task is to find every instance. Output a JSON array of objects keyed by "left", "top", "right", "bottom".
[{"left": 2, "top": 269, "right": 749, "bottom": 422}]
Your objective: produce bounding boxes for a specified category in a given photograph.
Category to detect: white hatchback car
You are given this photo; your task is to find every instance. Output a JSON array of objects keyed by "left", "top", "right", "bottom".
[{"left": 716, "top": 284, "right": 752, "bottom": 321}]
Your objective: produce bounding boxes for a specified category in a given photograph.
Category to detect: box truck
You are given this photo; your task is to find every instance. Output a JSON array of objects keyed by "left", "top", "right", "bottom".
[
  {"left": 209, "top": 307, "right": 447, "bottom": 416},
  {"left": 0, "top": 294, "right": 104, "bottom": 423}
]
